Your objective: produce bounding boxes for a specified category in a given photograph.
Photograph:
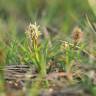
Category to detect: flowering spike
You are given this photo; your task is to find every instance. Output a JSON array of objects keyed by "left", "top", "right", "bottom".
[
  {"left": 25, "top": 22, "right": 41, "bottom": 44},
  {"left": 72, "top": 26, "right": 83, "bottom": 45}
]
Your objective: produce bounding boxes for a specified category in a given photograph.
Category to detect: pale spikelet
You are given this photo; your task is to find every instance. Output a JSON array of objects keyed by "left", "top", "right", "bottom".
[
  {"left": 72, "top": 26, "right": 83, "bottom": 45},
  {"left": 61, "top": 41, "right": 69, "bottom": 50},
  {"left": 25, "top": 22, "right": 41, "bottom": 43}
]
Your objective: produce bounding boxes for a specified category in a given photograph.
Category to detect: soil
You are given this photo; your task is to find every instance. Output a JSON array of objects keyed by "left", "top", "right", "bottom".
[{"left": 3, "top": 64, "right": 95, "bottom": 96}]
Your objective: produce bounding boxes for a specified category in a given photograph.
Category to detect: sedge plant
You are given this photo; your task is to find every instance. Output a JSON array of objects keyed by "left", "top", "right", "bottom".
[{"left": 25, "top": 22, "right": 47, "bottom": 77}]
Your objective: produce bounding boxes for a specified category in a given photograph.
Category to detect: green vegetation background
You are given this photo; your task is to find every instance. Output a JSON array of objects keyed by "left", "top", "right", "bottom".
[{"left": 0, "top": 0, "right": 94, "bottom": 37}]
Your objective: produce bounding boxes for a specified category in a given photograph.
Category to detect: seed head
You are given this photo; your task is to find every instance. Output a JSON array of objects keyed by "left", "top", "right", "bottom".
[
  {"left": 61, "top": 41, "right": 69, "bottom": 50},
  {"left": 72, "top": 26, "right": 83, "bottom": 45},
  {"left": 25, "top": 22, "right": 41, "bottom": 43}
]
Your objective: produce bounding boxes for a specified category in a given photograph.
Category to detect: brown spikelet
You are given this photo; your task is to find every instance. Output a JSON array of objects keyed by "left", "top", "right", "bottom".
[{"left": 72, "top": 26, "right": 83, "bottom": 46}]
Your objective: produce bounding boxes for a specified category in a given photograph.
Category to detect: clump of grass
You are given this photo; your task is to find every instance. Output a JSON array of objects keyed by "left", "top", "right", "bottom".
[
  {"left": 25, "top": 22, "right": 47, "bottom": 77},
  {"left": 23, "top": 22, "right": 51, "bottom": 95}
]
